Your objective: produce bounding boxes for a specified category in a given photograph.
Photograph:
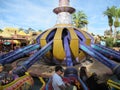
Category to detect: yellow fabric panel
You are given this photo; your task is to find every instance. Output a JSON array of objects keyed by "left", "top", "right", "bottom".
[
  {"left": 78, "top": 50, "right": 86, "bottom": 60},
  {"left": 40, "top": 29, "right": 53, "bottom": 47},
  {"left": 82, "top": 31, "right": 91, "bottom": 45},
  {"left": 68, "top": 28, "right": 79, "bottom": 57},
  {"left": 75, "top": 28, "right": 91, "bottom": 45},
  {"left": 54, "top": 28, "right": 63, "bottom": 39},
  {"left": 40, "top": 29, "right": 53, "bottom": 57},
  {"left": 85, "top": 39, "right": 91, "bottom": 46},
  {"left": 54, "top": 24, "right": 73, "bottom": 27},
  {"left": 53, "top": 28, "right": 65, "bottom": 60}
]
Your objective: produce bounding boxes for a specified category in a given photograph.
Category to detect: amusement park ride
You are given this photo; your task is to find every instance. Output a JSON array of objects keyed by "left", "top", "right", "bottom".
[{"left": 0, "top": 0, "right": 120, "bottom": 90}]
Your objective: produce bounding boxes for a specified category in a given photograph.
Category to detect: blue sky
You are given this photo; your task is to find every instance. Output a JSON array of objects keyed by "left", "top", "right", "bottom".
[{"left": 0, "top": 0, "right": 120, "bottom": 35}]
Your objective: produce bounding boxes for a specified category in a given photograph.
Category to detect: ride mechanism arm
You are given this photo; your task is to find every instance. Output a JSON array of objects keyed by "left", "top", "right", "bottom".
[
  {"left": 0, "top": 44, "right": 33, "bottom": 60},
  {"left": 94, "top": 44, "right": 120, "bottom": 56},
  {"left": 13, "top": 41, "right": 53, "bottom": 76},
  {"left": 63, "top": 36, "right": 73, "bottom": 66},
  {"left": 80, "top": 43, "right": 120, "bottom": 80},
  {"left": 91, "top": 44, "right": 120, "bottom": 61},
  {"left": 0, "top": 44, "right": 40, "bottom": 65}
]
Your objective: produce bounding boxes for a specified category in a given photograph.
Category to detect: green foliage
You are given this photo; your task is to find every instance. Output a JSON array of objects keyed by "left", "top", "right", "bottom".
[
  {"left": 109, "top": 17, "right": 113, "bottom": 26},
  {"left": 104, "top": 6, "right": 120, "bottom": 43},
  {"left": 19, "top": 28, "right": 24, "bottom": 31},
  {"left": 38, "top": 29, "right": 42, "bottom": 32},
  {"left": 91, "top": 33, "right": 95, "bottom": 36},
  {"left": 72, "top": 11, "right": 88, "bottom": 28},
  {"left": 0, "top": 29, "right": 3, "bottom": 32},
  {"left": 105, "top": 37, "right": 114, "bottom": 47},
  {"left": 115, "top": 40, "right": 120, "bottom": 47},
  {"left": 104, "top": 6, "right": 120, "bottom": 28},
  {"left": 103, "top": 6, "right": 115, "bottom": 27},
  {"left": 114, "top": 18, "right": 119, "bottom": 27},
  {"left": 116, "top": 30, "right": 120, "bottom": 34},
  {"left": 25, "top": 28, "right": 35, "bottom": 34}
]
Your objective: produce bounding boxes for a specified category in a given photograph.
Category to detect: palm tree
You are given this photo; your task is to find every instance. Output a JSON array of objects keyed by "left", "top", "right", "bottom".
[
  {"left": 72, "top": 11, "right": 88, "bottom": 28},
  {"left": 103, "top": 6, "right": 115, "bottom": 37},
  {"left": 19, "top": 28, "right": 24, "bottom": 32},
  {"left": 25, "top": 28, "right": 35, "bottom": 34},
  {"left": 38, "top": 29, "right": 42, "bottom": 32},
  {"left": 113, "top": 8, "right": 120, "bottom": 43},
  {"left": 0, "top": 29, "right": 3, "bottom": 33}
]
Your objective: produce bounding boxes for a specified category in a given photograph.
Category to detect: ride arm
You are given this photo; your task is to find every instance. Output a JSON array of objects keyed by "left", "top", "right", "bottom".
[
  {"left": 13, "top": 41, "right": 53, "bottom": 76},
  {"left": 80, "top": 43, "right": 120, "bottom": 79},
  {"left": 0, "top": 44, "right": 40, "bottom": 65},
  {"left": 63, "top": 36, "right": 73, "bottom": 66},
  {"left": 91, "top": 44, "right": 120, "bottom": 61}
]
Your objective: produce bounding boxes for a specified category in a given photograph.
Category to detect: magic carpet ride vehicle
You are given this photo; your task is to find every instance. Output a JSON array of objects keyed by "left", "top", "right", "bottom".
[{"left": 0, "top": 72, "right": 33, "bottom": 90}]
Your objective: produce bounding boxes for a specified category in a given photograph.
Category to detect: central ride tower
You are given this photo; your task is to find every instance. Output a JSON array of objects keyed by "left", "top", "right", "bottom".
[{"left": 39, "top": 0, "right": 93, "bottom": 66}]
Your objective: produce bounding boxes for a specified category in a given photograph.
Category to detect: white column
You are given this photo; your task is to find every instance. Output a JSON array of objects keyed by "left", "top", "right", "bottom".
[{"left": 56, "top": 12, "right": 72, "bottom": 24}]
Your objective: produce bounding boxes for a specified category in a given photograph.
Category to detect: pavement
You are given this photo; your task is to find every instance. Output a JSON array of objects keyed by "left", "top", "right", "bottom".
[{"left": 26, "top": 58, "right": 113, "bottom": 83}]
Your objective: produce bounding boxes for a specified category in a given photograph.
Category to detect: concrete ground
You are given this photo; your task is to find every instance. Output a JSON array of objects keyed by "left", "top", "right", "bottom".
[
  {"left": 26, "top": 58, "right": 113, "bottom": 83},
  {"left": 11, "top": 56, "right": 114, "bottom": 83}
]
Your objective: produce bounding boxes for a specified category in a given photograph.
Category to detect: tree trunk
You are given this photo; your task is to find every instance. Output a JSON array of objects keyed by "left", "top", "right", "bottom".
[
  {"left": 110, "top": 26, "right": 113, "bottom": 37},
  {"left": 113, "top": 27, "right": 117, "bottom": 43}
]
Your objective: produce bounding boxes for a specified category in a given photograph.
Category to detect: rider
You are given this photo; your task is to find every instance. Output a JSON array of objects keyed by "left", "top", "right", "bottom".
[
  {"left": 0, "top": 64, "right": 18, "bottom": 85},
  {"left": 79, "top": 66, "right": 88, "bottom": 85},
  {"left": 52, "top": 65, "right": 70, "bottom": 90},
  {"left": 0, "top": 64, "right": 8, "bottom": 85}
]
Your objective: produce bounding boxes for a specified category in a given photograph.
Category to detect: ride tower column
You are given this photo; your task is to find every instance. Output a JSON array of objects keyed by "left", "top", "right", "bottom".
[
  {"left": 53, "top": 0, "right": 77, "bottom": 66},
  {"left": 53, "top": 0, "right": 75, "bottom": 25}
]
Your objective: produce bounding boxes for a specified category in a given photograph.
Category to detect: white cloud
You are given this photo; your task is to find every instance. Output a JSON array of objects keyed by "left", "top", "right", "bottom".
[
  {"left": 0, "top": 0, "right": 119, "bottom": 34},
  {"left": 0, "top": 0, "right": 57, "bottom": 30}
]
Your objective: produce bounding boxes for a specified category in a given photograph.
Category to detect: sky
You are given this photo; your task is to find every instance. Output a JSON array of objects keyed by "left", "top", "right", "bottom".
[{"left": 0, "top": 0, "right": 120, "bottom": 35}]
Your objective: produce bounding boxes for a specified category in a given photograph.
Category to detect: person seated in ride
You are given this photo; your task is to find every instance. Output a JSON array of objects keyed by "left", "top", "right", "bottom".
[
  {"left": 0, "top": 64, "right": 8, "bottom": 85},
  {"left": 86, "top": 72, "right": 109, "bottom": 90},
  {"left": 0, "top": 64, "right": 19, "bottom": 85},
  {"left": 79, "top": 66, "right": 88, "bottom": 85},
  {"left": 8, "top": 70, "right": 19, "bottom": 80},
  {"left": 52, "top": 65, "right": 70, "bottom": 90},
  {"left": 8, "top": 66, "right": 19, "bottom": 80}
]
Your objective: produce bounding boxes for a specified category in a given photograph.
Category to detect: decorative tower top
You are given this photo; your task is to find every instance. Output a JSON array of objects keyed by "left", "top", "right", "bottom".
[
  {"left": 59, "top": 0, "right": 69, "bottom": 6},
  {"left": 53, "top": 0, "right": 75, "bottom": 25}
]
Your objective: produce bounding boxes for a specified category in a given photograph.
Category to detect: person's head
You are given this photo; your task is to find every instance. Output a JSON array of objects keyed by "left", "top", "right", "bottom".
[
  {"left": 80, "top": 66, "right": 87, "bottom": 72},
  {"left": 55, "top": 65, "right": 64, "bottom": 75},
  {"left": 91, "top": 72, "right": 98, "bottom": 81},
  {"left": 0, "top": 64, "right": 3, "bottom": 72},
  {"left": 80, "top": 66, "right": 87, "bottom": 76}
]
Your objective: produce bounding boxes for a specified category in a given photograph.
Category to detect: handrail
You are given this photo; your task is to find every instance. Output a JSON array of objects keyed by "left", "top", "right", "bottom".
[
  {"left": 78, "top": 77, "right": 88, "bottom": 90},
  {"left": 39, "top": 77, "right": 46, "bottom": 90},
  {"left": 107, "top": 79, "right": 120, "bottom": 89}
]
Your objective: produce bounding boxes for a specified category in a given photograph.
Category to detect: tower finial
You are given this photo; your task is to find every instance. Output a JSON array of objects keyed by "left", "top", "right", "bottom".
[
  {"left": 59, "top": 0, "right": 70, "bottom": 7},
  {"left": 53, "top": 0, "right": 75, "bottom": 25}
]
